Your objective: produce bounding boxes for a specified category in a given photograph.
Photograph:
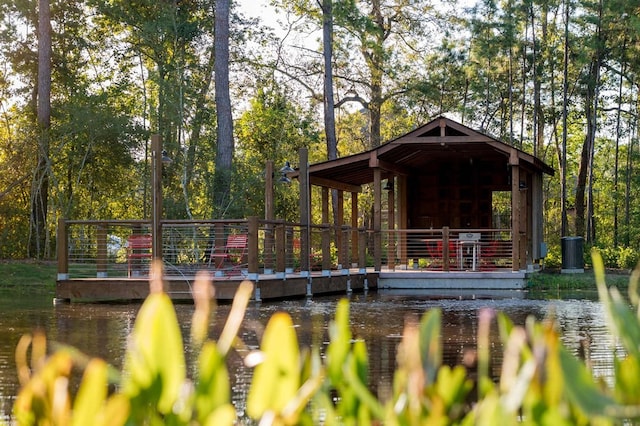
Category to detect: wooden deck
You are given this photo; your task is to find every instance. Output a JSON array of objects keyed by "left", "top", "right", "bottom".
[
  {"left": 55, "top": 269, "right": 379, "bottom": 303},
  {"left": 55, "top": 267, "right": 533, "bottom": 303}
]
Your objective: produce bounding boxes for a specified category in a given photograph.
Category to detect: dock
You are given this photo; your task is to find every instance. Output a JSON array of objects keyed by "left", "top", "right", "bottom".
[{"left": 56, "top": 269, "right": 379, "bottom": 303}]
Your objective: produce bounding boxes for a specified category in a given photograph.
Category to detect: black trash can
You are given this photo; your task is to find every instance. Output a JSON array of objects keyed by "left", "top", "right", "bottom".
[{"left": 561, "top": 236, "right": 584, "bottom": 273}]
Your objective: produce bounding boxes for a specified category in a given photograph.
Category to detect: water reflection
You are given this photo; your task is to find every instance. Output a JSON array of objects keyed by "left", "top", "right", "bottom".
[{"left": 0, "top": 289, "right": 616, "bottom": 422}]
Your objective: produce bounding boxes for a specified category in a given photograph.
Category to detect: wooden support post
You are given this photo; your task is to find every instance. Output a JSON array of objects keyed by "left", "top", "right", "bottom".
[
  {"left": 151, "top": 135, "right": 163, "bottom": 261},
  {"left": 321, "top": 187, "right": 330, "bottom": 271},
  {"left": 337, "top": 189, "right": 344, "bottom": 268},
  {"left": 442, "top": 226, "right": 450, "bottom": 272},
  {"left": 351, "top": 192, "right": 358, "bottom": 266},
  {"left": 373, "top": 168, "right": 382, "bottom": 271},
  {"left": 97, "top": 223, "right": 108, "bottom": 278},
  {"left": 264, "top": 160, "right": 274, "bottom": 273},
  {"left": 398, "top": 175, "right": 408, "bottom": 267},
  {"left": 299, "top": 148, "right": 310, "bottom": 273},
  {"left": 57, "top": 217, "right": 69, "bottom": 280},
  {"left": 248, "top": 216, "right": 259, "bottom": 274},
  {"left": 511, "top": 161, "right": 521, "bottom": 271},
  {"left": 387, "top": 179, "right": 395, "bottom": 269}
]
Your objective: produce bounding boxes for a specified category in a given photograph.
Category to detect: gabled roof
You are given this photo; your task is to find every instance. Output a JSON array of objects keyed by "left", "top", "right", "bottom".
[{"left": 305, "top": 116, "right": 554, "bottom": 191}]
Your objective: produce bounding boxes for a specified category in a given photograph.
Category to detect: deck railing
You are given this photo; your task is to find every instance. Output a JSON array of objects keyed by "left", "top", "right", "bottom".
[
  {"left": 56, "top": 218, "right": 369, "bottom": 279},
  {"left": 379, "top": 227, "right": 513, "bottom": 271},
  {"left": 56, "top": 218, "right": 514, "bottom": 279}
]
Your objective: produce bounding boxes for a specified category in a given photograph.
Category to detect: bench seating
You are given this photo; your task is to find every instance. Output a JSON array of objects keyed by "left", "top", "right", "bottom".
[
  {"left": 210, "top": 234, "right": 248, "bottom": 272},
  {"left": 126, "top": 234, "right": 152, "bottom": 277}
]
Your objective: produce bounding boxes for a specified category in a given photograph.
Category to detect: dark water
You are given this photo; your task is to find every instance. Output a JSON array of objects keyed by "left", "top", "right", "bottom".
[{"left": 0, "top": 288, "right": 615, "bottom": 422}]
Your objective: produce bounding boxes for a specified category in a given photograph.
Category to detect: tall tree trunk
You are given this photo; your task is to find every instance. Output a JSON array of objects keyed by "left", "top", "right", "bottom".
[
  {"left": 561, "top": 0, "right": 569, "bottom": 237},
  {"left": 535, "top": 3, "right": 548, "bottom": 160},
  {"left": 530, "top": 4, "right": 540, "bottom": 157},
  {"left": 364, "top": 0, "right": 384, "bottom": 148},
  {"left": 576, "top": 60, "right": 599, "bottom": 240},
  {"left": 624, "top": 88, "right": 637, "bottom": 246},
  {"left": 585, "top": 0, "right": 603, "bottom": 244},
  {"left": 613, "top": 58, "right": 625, "bottom": 247},
  {"left": 213, "top": 0, "right": 234, "bottom": 218},
  {"left": 322, "top": 0, "right": 337, "bottom": 161},
  {"left": 31, "top": 0, "right": 51, "bottom": 258},
  {"left": 321, "top": 0, "right": 341, "bottom": 230},
  {"left": 184, "top": 42, "right": 216, "bottom": 219}
]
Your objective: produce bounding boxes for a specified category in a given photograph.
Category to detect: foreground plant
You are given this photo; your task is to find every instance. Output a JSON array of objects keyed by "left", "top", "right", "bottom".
[{"left": 10, "top": 252, "right": 640, "bottom": 425}]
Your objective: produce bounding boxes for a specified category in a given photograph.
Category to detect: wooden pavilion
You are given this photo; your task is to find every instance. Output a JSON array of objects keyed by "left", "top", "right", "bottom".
[
  {"left": 293, "top": 116, "right": 554, "bottom": 274},
  {"left": 55, "top": 116, "right": 555, "bottom": 302}
]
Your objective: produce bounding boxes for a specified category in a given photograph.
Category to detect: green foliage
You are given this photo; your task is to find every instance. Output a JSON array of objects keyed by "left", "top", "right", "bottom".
[{"left": 12, "top": 255, "right": 640, "bottom": 425}]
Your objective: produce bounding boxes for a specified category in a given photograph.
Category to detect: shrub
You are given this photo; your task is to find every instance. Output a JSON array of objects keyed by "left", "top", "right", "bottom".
[{"left": 617, "top": 246, "right": 640, "bottom": 270}]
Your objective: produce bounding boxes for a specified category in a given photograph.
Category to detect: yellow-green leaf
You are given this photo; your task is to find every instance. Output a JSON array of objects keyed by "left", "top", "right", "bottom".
[
  {"left": 419, "top": 308, "right": 442, "bottom": 384},
  {"left": 247, "top": 312, "right": 300, "bottom": 419},
  {"left": 195, "top": 341, "right": 231, "bottom": 423},
  {"left": 121, "top": 292, "right": 186, "bottom": 414},
  {"left": 72, "top": 359, "right": 108, "bottom": 426},
  {"left": 326, "top": 299, "right": 351, "bottom": 384}
]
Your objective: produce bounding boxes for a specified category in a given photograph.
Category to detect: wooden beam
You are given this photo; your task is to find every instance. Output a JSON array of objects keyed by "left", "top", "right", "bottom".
[
  {"left": 309, "top": 176, "right": 361, "bottom": 193},
  {"left": 396, "top": 135, "right": 494, "bottom": 144},
  {"left": 376, "top": 159, "right": 409, "bottom": 176}
]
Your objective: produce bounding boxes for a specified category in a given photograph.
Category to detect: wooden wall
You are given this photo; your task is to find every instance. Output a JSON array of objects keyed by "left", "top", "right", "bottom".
[{"left": 407, "top": 159, "right": 510, "bottom": 230}]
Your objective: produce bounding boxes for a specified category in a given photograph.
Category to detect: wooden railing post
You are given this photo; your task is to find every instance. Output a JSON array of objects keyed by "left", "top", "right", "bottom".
[
  {"left": 442, "top": 226, "right": 450, "bottom": 272},
  {"left": 96, "top": 223, "right": 108, "bottom": 278},
  {"left": 275, "top": 221, "right": 286, "bottom": 276},
  {"left": 57, "top": 217, "right": 69, "bottom": 280},
  {"left": 358, "top": 228, "right": 367, "bottom": 273},
  {"left": 248, "top": 216, "right": 259, "bottom": 276},
  {"left": 321, "top": 224, "right": 331, "bottom": 273},
  {"left": 340, "top": 225, "right": 349, "bottom": 270}
]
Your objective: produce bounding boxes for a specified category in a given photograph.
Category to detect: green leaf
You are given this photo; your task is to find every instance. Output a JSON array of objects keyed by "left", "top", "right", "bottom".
[
  {"left": 436, "top": 365, "right": 472, "bottom": 409},
  {"left": 559, "top": 345, "right": 615, "bottom": 417},
  {"left": 72, "top": 359, "right": 108, "bottom": 426},
  {"left": 121, "top": 292, "right": 186, "bottom": 415},
  {"left": 419, "top": 308, "right": 442, "bottom": 384},
  {"left": 593, "top": 250, "right": 640, "bottom": 359},
  {"left": 203, "top": 405, "right": 236, "bottom": 426},
  {"left": 326, "top": 299, "right": 352, "bottom": 384},
  {"left": 195, "top": 341, "right": 232, "bottom": 424},
  {"left": 247, "top": 312, "right": 300, "bottom": 420}
]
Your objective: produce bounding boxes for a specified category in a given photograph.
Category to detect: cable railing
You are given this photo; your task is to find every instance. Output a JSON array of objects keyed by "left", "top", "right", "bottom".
[
  {"left": 380, "top": 228, "right": 513, "bottom": 271},
  {"left": 57, "top": 218, "right": 369, "bottom": 279},
  {"left": 56, "top": 218, "right": 514, "bottom": 280}
]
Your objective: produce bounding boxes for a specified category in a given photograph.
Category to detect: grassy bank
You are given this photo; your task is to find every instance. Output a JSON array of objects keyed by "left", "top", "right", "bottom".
[
  {"left": 528, "top": 267, "right": 631, "bottom": 291},
  {"left": 0, "top": 260, "right": 57, "bottom": 294}
]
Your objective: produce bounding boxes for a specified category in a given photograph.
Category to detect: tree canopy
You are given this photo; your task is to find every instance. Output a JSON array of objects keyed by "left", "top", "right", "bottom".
[{"left": 1, "top": 0, "right": 639, "bottom": 260}]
